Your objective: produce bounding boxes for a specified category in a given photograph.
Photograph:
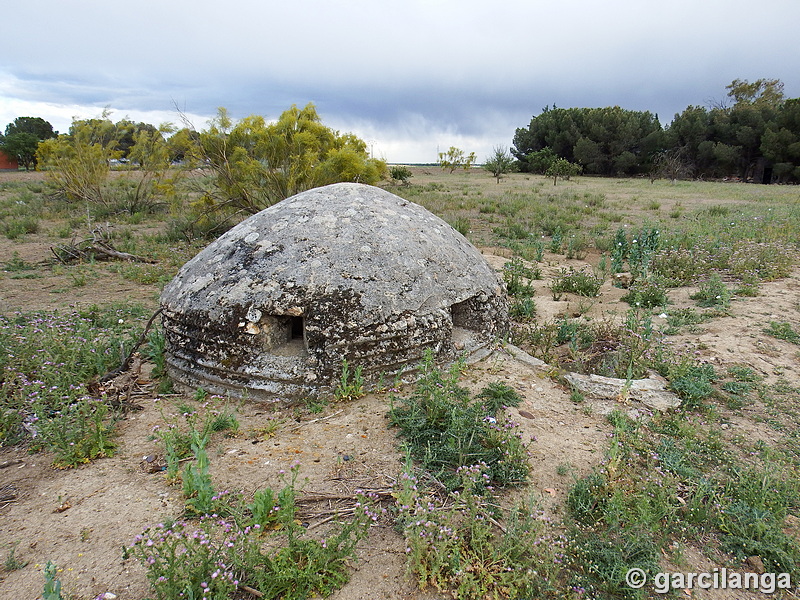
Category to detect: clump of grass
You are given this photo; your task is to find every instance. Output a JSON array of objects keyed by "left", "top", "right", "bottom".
[
  {"left": 33, "top": 398, "right": 118, "bottom": 468},
  {"left": 503, "top": 255, "right": 539, "bottom": 298},
  {"left": 396, "top": 460, "right": 562, "bottom": 599},
  {"left": 388, "top": 353, "right": 528, "bottom": 491},
  {"left": 3, "top": 541, "right": 28, "bottom": 571},
  {"left": 150, "top": 398, "right": 239, "bottom": 480},
  {"left": 3, "top": 215, "right": 40, "bottom": 239},
  {"left": 509, "top": 297, "right": 537, "bottom": 320},
  {"left": 663, "top": 307, "right": 710, "bottom": 335},
  {"left": 3, "top": 251, "right": 35, "bottom": 272},
  {"left": 448, "top": 216, "right": 471, "bottom": 237},
  {"left": 764, "top": 321, "right": 800, "bottom": 345},
  {"left": 665, "top": 362, "right": 717, "bottom": 409},
  {"left": 549, "top": 266, "right": 602, "bottom": 300},
  {"left": 565, "top": 233, "right": 589, "bottom": 259},
  {"left": 334, "top": 359, "right": 365, "bottom": 401},
  {"left": 651, "top": 246, "right": 712, "bottom": 285},
  {"left": 565, "top": 410, "right": 800, "bottom": 595},
  {"left": 620, "top": 276, "right": 669, "bottom": 308},
  {"left": 690, "top": 272, "right": 731, "bottom": 308}
]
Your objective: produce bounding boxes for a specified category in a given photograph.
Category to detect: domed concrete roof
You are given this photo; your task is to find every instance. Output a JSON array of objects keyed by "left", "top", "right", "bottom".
[{"left": 161, "top": 183, "right": 507, "bottom": 401}]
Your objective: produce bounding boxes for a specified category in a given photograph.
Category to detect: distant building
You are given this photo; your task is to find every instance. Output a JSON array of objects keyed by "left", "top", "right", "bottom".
[{"left": 0, "top": 150, "right": 19, "bottom": 170}]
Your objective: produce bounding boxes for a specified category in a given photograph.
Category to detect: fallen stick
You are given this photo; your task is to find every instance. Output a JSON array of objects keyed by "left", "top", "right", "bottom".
[
  {"left": 284, "top": 409, "right": 344, "bottom": 432},
  {"left": 238, "top": 584, "right": 263, "bottom": 598}
]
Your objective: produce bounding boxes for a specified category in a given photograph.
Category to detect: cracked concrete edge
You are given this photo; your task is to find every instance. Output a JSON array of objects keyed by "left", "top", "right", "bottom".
[{"left": 486, "top": 341, "right": 681, "bottom": 411}]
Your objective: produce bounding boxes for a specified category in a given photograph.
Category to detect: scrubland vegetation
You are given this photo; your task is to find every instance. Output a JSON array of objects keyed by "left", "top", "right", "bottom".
[{"left": 1, "top": 162, "right": 800, "bottom": 599}]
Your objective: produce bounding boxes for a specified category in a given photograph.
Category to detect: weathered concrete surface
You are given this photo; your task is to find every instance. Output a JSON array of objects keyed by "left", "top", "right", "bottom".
[{"left": 161, "top": 183, "right": 508, "bottom": 401}]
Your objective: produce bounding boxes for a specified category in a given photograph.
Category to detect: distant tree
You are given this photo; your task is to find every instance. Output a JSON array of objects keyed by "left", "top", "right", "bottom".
[
  {"left": 37, "top": 116, "right": 118, "bottom": 205},
  {"left": 1, "top": 132, "right": 39, "bottom": 170},
  {"left": 390, "top": 165, "right": 413, "bottom": 185},
  {"left": 522, "top": 147, "right": 558, "bottom": 174},
  {"left": 483, "top": 146, "right": 516, "bottom": 183},
  {"left": 37, "top": 113, "right": 177, "bottom": 210},
  {"left": 761, "top": 98, "right": 800, "bottom": 182},
  {"left": 438, "top": 146, "right": 477, "bottom": 173},
  {"left": 5, "top": 116, "right": 57, "bottom": 140},
  {"left": 513, "top": 106, "right": 662, "bottom": 176},
  {"left": 726, "top": 78, "right": 785, "bottom": 109},
  {"left": 114, "top": 120, "right": 159, "bottom": 158},
  {"left": 124, "top": 123, "right": 178, "bottom": 211},
  {"left": 650, "top": 148, "right": 692, "bottom": 183},
  {"left": 545, "top": 158, "right": 581, "bottom": 185},
  {"left": 166, "top": 128, "right": 198, "bottom": 163},
  {"left": 195, "top": 104, "right": 386, "bottom": 214},
  {"left": 1, "top": 116, "right": 57, "bottom": 169}
]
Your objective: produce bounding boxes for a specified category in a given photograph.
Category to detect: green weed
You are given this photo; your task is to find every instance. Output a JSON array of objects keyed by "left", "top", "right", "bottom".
[
  {"left": 151, "top": 399, "right": 239, "bottom": 480},
  {"left": 334, "top": 359, "right": 365, "bottom": 401},
  {"left": 3, "top": 541, "right": 28, "bottom": 571},
  {"left": 690, "top": 273, "right": 731, "bottom": 308},
  {"left": 621, "top": 276, "right": 669, "bottom": 308},
  {"left": 34, "top": 398, "right": 118, "bottom": 468},
  {"left": 3, "top": 251, "right": 35, "bottom": 272},
  {"left": 663, "top": 307, "right": 710, "bottom": 335},
  {"left": 129, "top": 462, "right": 372, "bottom": 600},
  {"left": 396, "top": 460, "right": 561, "bottom": 599},
  {"left": 42, "top": 561, "right": 65, "bottom": 600},
  {"left": 3, "top": 215, "right": 39, "bottom": 239},
  {"left": 764, "top": 321, "right": 800, "bottom": 345},
  {"left": 549, "top": 267, "right": 602, "bottom": 300},
  {"left": 509, "top": 297, "right": 537, "bottom": 320},
  {"left": 388, "top": 353, "right": 527, "bottom": 490},
  {"left": 503, "top": 255, "right": 539, "bottom": 298}
]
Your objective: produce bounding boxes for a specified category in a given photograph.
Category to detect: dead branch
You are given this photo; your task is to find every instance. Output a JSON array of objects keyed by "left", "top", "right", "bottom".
[
  {"left": 283, "top": 409, "right": 344, "bottom": 432},
  {"left": 0, "top": 484, "right": 18, "bottom": 503},
  {"left": 51, "top": 225, "right": 156, "bottom": 264},
  {"left": 99, "top": 307, "right": 163, "bottom": 383}
]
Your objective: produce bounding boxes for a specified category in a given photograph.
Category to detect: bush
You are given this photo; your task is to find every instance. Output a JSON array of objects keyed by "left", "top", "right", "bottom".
[
  {"left": 690, "top": 272, "right": 731, "bottom": 308},
  {"left": 549, "top": 267, "right": 602, "bottom": 300},
  {"left": 129, "top": 463, "right": 372, "bottom": 600},
  {"left": 388, "top": 353, "right": 528, "bottom": 490},
  {"left": 621, "top": 276, "right": 669, "bottom": 308},
  {"left": 390, "top": 165, "right": 412, "bottom": 184}
]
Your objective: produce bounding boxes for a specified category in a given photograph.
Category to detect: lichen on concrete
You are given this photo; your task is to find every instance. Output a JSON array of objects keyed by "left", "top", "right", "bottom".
[{"left": 161, "top": 182, "right": 507, "bottom": 402}]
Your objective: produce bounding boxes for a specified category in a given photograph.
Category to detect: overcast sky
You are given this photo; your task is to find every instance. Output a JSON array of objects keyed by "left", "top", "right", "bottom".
[{"left": 2, "top": 0, "right": 799, "bottom": 163}]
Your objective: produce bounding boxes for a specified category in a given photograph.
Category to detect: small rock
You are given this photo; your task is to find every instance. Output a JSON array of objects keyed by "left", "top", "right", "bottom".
[{"left": 743, "top": 555, "right": 765, "bottom": 574}]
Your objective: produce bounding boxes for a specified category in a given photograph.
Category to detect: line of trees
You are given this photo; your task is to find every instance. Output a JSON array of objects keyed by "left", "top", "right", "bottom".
[
  {"left": 513, "top": 79, "right": 800, "bottom": 183},
  {"left": 1, "top": 103, "right": 386, "bottom": 219}
]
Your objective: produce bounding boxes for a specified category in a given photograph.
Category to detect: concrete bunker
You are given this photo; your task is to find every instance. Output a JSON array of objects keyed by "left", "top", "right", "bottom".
[{"left": 160, "top": 182, "right": 508, "bottom": 402}]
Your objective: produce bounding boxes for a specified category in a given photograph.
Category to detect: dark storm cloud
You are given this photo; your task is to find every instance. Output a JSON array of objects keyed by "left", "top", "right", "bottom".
[{"left": 3, "top": 0, "right": 800, "bottom": 162}]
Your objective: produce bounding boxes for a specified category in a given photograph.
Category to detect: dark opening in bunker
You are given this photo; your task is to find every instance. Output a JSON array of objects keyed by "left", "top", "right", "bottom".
[
  {"left": 450, "top": 298, "right": 483, "bottom": 352},
  {"left": 272, "top": 315, "right": 307, "bottom": 357},
  {"left": 450, "top": 299, "right": 478, "bottom": 330},
  {"left": 290, "top": 316, "right": 304, "bottom": 340}
]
